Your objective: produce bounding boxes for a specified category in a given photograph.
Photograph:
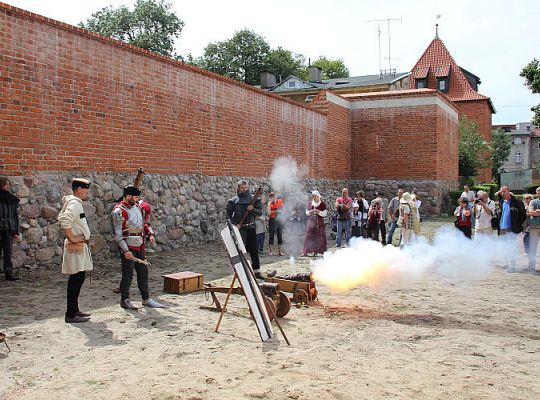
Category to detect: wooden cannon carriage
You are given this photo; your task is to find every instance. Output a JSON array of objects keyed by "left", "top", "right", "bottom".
[
  {"left": 265, "top": 272, "right": 318, "bottom": 304},
  {"left": 202, "top": 281, "right": 291, "bottom": 319}
]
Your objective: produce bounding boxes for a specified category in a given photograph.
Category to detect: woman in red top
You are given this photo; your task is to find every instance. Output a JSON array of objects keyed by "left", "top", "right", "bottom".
[
  {"left": 454, "top": 197, "right": 472, "bottom": 239},
  {"left": 267, "top": 192, "right": 284, "bottom": 256}
]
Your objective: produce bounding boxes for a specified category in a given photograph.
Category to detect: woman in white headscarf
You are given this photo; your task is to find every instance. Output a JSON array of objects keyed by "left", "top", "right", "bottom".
[{"left": 302, "top": 190, "right": 328, "bottom": 256}]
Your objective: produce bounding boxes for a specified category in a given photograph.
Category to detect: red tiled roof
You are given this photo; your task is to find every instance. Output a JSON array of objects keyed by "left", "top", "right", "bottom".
[
  {"left": 412, "top": 66, "right": 430, "bottom": 79},
  {"left": 410, "top": 38, "right": 494, "bottom": 111},
  {"left": 434, "top": 64, "right": 451, "bottom": 77}
]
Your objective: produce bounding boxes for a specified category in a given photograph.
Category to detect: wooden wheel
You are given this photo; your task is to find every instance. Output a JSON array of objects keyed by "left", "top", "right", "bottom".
[
  {"left": 264, "top": 296, "right": 276, "bottom": 321},
  {"left": 276, "top": 292, "right": 291, "bottom": 318},
  {"left": 293, "top": 289, "right": 309, "bottom": 304}
]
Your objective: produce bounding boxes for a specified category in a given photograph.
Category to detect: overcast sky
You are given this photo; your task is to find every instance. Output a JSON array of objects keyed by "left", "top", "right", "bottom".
[{"left": 4, "top": 0, "right": 539, "bottom": 124}]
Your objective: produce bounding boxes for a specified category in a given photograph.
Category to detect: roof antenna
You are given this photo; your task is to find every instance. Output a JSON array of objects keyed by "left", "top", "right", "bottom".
[
  {"left": 365, "top": 17, "right": 402, "bottom": 76},
  {"left": 435, "top": 14, "right": 441, "bottom": 39}
]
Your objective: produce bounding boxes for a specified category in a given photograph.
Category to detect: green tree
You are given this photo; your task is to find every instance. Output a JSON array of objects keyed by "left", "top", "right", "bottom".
[
  {"left": 198, "top": 29, "right": 271, "bottom": 85},
  {"left": 311, "top": 56, "right": 350, "bottom": 79},
  {"left": 520, "top": 58, "right": 540, "bottom": 126},
  {"left": 459, "top": 116, "right": 490, "bottom": 178},
  {"left": 80, "top": 0, "right": 184, "bottom": 58},
  {"left": 267, "top": 47, "right": 306, "bottom": 82},
  {"left": 490, "top": 128, "right": 511, "bottom": 177}
]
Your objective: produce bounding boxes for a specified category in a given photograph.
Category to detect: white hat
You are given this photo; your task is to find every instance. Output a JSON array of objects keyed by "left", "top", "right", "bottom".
[
  {"left": 311, "top": 190, "right": 321, "bottom": 199},
  {"left": 400, "top": 192, "right": 412, "bottom": 203}
]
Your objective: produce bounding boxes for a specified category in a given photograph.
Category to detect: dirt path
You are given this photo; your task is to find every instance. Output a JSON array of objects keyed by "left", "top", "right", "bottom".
[{"left": 1, "top": 219, "right": 540, "bottom": 399}]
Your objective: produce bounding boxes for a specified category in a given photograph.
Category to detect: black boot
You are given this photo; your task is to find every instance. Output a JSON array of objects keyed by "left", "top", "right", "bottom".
[{"left": 6, "top": 271, "right": 20, "bottom": 281}]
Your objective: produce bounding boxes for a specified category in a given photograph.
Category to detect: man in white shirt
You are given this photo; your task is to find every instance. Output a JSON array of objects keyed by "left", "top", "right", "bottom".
[{"left": 473, "top": 190, "right": 495, "bottom": 237}]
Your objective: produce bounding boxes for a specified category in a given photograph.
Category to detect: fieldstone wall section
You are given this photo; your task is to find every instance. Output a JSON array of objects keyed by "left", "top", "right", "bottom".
[{"left": 5, "top": 173, "right": 456, "bottom": 271}]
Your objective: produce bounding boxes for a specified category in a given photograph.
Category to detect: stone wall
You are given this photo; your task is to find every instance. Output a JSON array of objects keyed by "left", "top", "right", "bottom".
[{"left": 6, "top": 172, "right": 456, "bottom": 271}]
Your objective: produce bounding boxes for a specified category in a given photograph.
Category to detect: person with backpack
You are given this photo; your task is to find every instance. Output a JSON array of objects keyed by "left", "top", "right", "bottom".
[
  {"left": 386, "top": 189, "right": 403, "bottom": 245},
  {"left": 366, "top": 198, "right": 383, "bottom": 242},
  {"left": 454, "top": 197, "right": 472, "bottom": 239},
  {"left": 351, "top": 190, "right": 369, "bottom": 238}
]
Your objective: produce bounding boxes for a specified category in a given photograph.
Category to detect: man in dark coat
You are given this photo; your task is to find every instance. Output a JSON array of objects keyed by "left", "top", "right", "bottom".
[
  {"left": 497, "top": 185, "right": 526, "bottom": 272},
  {"left": 226, "top": 180, "right": 263, "bottom": 279},
  {"left": 0, "top": 176, "right": 20, "bottom": 281}
]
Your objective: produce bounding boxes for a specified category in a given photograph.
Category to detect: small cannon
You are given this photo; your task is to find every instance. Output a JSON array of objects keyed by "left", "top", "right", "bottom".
[
  {"left": 265, "top": 272, "right": 318, "bottom": 304},
  {"left": 202, "top": 282, "right": 291, "bottom": 319}
]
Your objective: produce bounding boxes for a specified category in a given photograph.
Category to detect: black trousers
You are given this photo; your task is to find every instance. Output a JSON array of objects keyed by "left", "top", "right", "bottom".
[
  {"left": 0, "top": 232, "right": 14, "bottom": 274},
  {"left": 379, "top": 221, "right": 387, "bottom": 244},
  {"left": 268, "top": 219, "right": 283, "bottom": 245},
  {"left": 366, "top": 222, "right": 380, "bottom": 241},
  {"left": 240, "top": 227, "right": 260, "bottom": 272},
  {"left": 120, "top": 249, "right": 149, "bottom": 301},
  {"left": 66, "top": 271, "right": 86, "bottom": 318},
  {"left": 456, "top": 225, "right": 472, "bottom": 239}
]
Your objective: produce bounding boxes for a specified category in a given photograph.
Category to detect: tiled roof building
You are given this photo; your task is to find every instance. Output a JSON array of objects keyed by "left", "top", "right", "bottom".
[{"left": 410, "top": 36, "right": 495, "bottom": 181}]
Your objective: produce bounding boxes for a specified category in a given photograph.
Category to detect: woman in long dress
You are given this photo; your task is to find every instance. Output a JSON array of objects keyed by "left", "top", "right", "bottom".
[{"left": 302, "top": 191, "right": 328, "bottom": 256}]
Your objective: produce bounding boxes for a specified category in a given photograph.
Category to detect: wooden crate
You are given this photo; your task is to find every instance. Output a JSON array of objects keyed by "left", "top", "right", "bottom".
[{"left": 162, "top": 271, "right": 203, "bottom": 294}]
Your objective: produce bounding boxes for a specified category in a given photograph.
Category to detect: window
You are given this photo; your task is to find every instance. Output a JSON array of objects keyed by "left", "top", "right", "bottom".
[
  {"left": 288, "top": 80, "right": 296, "bottom": 88},
  {"left": 415, "top": 79, "right": 427, "bottom": 89},
  {"left": 515, "top": 152, "right": 523, "bottom": 163},
  {"left": 537, "top": 141, "right": 540, "bottom": 149},
  {"left": 437, "top": 77, "right": 449, "bottom": 93},
  {"left": 527, "top": 126, "right": 531, "bottom": 131},
  {"left": 514, "top": 137, "right": 522, "bottom": 145}
]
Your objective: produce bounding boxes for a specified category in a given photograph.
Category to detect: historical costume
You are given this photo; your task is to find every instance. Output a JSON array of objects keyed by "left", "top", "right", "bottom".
[
  {"left": 58, "top": 178, "right": 93, "bottom": 323},
  {"left": 303, "top": 191, "right": 327, "bottom": 256},
  {"left": 112, "top": 185, "right": 164, "bottom": 309},
  {"left": 226, "top": 180, "right": 263, "bottom": 279},
  {"left": 0, "top": 177, "right": 20, "bottom": 281}
]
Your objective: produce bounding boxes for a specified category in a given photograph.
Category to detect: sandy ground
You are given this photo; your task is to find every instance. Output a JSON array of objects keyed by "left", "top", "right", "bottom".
[{"left": 1, "top": 218, "right": 540, "bottom": 400}]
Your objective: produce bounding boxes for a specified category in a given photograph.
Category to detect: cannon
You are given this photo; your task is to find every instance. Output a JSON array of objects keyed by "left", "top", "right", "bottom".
[
  {"left": 265, "top": 272, "right": 318, "bottom": 304},
  {"left": 202, "top": 282, "right": 291, "bottom": 319}
]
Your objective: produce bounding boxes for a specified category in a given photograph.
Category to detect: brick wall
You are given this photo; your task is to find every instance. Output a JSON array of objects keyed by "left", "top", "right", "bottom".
[
  {"left": 347, "top": 90, "right": 459, "bottom": 182},
  {"left": 0, "top": 3, "right": 343, "bottom": 178},
  {"left": 455, "top": 100, "right": 493, "bottom": 182}
]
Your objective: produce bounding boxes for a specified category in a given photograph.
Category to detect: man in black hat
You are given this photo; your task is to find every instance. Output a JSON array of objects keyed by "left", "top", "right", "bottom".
[
  {"left": 226, "top": 180, "right": 264, "bottom": 279},
  {"left": 111, "top": 185, "right": 165, "bottom": 309}
]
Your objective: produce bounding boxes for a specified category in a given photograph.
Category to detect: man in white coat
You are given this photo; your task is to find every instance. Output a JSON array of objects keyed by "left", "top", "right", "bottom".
[{"left": 58, "top": 178, "right": 93, "bottom": 323}]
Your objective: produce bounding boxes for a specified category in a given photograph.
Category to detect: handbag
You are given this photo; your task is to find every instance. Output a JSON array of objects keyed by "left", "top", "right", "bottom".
[
  {"left": 66, "top": 241, "right": 85, "bottom": 253},
  {"left": 490, "top": 211, "right": 499, "bottom": 230}
]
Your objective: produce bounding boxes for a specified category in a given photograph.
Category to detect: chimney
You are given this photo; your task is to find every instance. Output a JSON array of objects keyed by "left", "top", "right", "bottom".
[
  {"left": 260, "top": 71, "right": 277, "bottom": 89},
  {"left": 308, "top": 65, "right": 322, "bottom": 83}
]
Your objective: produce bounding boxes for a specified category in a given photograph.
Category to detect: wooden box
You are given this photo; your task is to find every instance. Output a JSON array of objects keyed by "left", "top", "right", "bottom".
[{"left": 162, "top": 271, "right": 203, "bottom": 294}]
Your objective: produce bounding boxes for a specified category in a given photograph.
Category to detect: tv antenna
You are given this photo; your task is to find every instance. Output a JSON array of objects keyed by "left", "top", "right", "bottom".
[{"left": 365, "top": 17, "right": 402, "bottom": 74}]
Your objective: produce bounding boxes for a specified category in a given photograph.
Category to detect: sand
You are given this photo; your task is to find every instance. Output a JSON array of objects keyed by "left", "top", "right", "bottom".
[{"left": 1, "top": 219, "right": 540, "bottom": 400}]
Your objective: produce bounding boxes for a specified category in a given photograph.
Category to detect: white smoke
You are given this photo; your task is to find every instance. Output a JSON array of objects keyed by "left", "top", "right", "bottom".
[
  {"left": 268, "top": 157, "right": 309, "bottom": 255},
  {"left": 311, "top": 226, "right": 517, "bottom": 291}
]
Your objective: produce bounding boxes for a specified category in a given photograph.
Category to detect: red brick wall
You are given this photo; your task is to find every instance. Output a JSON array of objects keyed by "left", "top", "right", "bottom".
[
  {"left": 0, "top": 3, "right": 347, "bottom": 178},
  {"left": 349, "top": 91, "right": 459, "bottom": 181},
  {"left": 455, "top": 100, "right": 493, "bottom": 182}
]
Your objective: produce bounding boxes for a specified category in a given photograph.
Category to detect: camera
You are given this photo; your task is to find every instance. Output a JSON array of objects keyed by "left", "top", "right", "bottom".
[{"left": 475, "top": 199, "right": 482, "bottom": 204}]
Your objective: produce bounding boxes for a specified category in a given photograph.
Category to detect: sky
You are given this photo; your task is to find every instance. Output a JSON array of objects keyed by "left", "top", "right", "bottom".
[{"left": 4, "top": 0, "right": 539, "bottom": 124}]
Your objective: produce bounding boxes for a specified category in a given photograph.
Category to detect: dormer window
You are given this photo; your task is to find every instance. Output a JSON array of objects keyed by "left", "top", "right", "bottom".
[
  {"left": 435, "top": 65, "right": 451, "bottom": 93},
  {"left": 415, "top": 79, "right": 427, "bottom": 89},
  {"left": 437, "top": 77, "right": 449, "bottom": 92}
]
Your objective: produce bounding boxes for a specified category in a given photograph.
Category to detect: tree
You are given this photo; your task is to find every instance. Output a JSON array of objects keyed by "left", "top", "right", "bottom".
[
  {"left": 311, "top": 56, "right": 350, "bottom": 79},
  {"left": 459, "top": 116, "right": 490, "bottom": 178},
  {"left": 490, "top": 128, "right": 511, "bottom": 177},
  {"left": 520, "top": 58, "right": 540, "bottom": 126},
  {"left": 267, "top": 47, "right": 306, "bottom": 82},
  {"left": 80, "top": 0, "right": 184, "bottom": 58},
  {"left": 198, "top": 29, "right": 271, "bottom": 85}
]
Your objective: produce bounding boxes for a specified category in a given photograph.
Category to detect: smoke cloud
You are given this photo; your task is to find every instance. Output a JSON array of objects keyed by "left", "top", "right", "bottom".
[
  {"left": 311, "top": 226, "right": 517, "bottom": 291},
  {"left": 268, "top": 157, "right": 309, "bottom": 256}
]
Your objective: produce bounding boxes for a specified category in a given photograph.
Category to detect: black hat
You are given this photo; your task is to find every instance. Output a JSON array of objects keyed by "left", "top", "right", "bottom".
[
  {"left": 123, "top": 185, "right": 141, "bottom": 197},
  {"left": 72, "top": 178, "right": 91, "bottom": 190}
]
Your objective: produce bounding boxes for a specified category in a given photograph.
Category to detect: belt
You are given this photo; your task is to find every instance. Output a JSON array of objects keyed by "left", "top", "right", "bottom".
[
  {"left": 240, "top": 222, "right": 255, "bottom": 228},
  {"left": 126, "top": 233, "right": 143, "bottom": 237}
]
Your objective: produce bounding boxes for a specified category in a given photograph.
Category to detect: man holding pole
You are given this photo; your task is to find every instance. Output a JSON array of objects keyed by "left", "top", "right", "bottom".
[{"left": 226, "top": 180, "right": 264, "bottom": 279}]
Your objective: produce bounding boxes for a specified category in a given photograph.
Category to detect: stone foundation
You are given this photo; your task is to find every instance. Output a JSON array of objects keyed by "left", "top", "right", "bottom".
[{"left": 4, "top": 173, "right": 457, "bottom": 270}]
